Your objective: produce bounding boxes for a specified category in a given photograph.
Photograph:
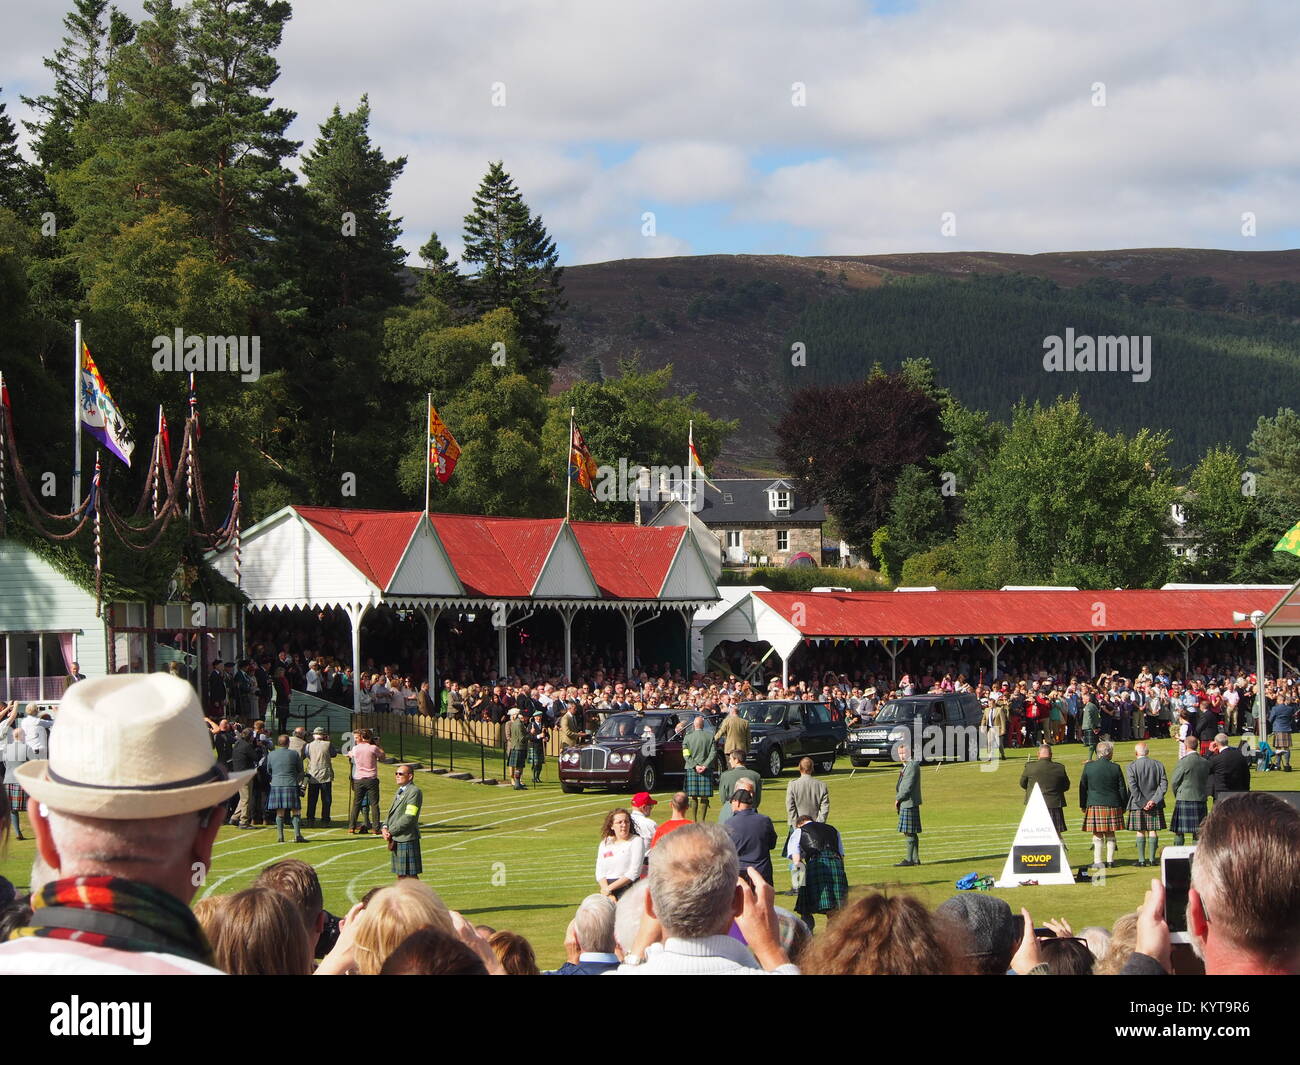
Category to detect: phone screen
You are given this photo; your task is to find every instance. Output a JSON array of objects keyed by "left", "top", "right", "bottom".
[{"left": 1163, "top": 856, "right": 1192, "bottom": 933}]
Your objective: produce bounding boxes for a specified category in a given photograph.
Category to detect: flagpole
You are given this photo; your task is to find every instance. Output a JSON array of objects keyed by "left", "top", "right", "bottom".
[
  {"left": 687, "top": 419, "right": 694, "bottom": 513},
  {"left": 72, "top": 319, "right": 82, "bottom": 510},
  {"left": 566, "top": 406, "right": 574, "bottom": 522},
  {"left": 424, "top": 393, "right": 432, "bottom": 515},
  {"left": 152, "top": 405, "right": 163, "bottom": 517}
]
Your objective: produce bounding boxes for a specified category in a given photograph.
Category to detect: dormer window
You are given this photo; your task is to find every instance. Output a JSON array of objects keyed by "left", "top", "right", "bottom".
[{"left": 769, "top": 490, "right": 791, "bottom": 513}]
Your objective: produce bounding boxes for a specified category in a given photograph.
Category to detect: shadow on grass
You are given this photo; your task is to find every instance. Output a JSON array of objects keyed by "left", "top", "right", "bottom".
[{"left": 454, "top": 903, "right": 571, "bottom": 916}]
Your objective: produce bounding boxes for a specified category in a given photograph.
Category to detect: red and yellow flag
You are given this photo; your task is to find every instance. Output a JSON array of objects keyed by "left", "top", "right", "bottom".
[
  {"left": 569, "top": 423, "right": 598, "bottom": 498},
  {"left": 428, "top": 404, "right": 461, "bottom": 484}
]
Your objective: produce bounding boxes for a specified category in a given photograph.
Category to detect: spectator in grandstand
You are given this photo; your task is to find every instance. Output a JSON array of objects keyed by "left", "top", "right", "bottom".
[
  {"left": 1079, "top": 741, "right": 1127, "bottom": 868},
  {"left": 1124, "top": 742, "right": 1168, "bottom": 867},
  {"left": 0, "top": 674, "right": 247, "bottom": 975},
  {"left": 611, "top": 823, "right": 795, "bottom": 974},
  {"left": 936, "top": 893, "right": 1021, "bottom": 976},
  {"left": 198, "top": 887, "right": 312, "bottom": 975},
  {"left": 1123, "top": 792, "right": 1300, "bottom": 975},
  {"left": 801, "top": 893, "right": 962, "bottom": 975}
]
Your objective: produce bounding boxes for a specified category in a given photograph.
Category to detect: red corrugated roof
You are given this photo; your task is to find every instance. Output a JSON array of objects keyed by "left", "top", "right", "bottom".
[
  {"left": 428, "top": 514, "right": 563, "bottom": 597},
  {"left": 295, "top": 507, "right": 423, "bottom": 588},
  {"left": 753, "top": 588, "right": 1283, "bottom": 638},
  {"left": 571, "top": 522, "right": 685, "bottom": 599}
]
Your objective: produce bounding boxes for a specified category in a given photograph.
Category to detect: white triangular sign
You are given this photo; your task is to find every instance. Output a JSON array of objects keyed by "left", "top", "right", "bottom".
[{"left": 994, "top": 783, "right": 1076, "bottom": 887}]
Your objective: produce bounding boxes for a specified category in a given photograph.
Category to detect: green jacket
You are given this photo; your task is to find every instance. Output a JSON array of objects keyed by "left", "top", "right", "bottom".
[
  {"left": 1081, "top": 702, "right": 1101, "bottom": 731},
  {"left": 718, "top": 766, "right": 762, "bottom": 822},
  {"left": 1079, "top": 758, "right": 1127, "bottom": 810},
  {"left": 386, "top": 783, "right": 423, "bottom": 843},
  {"left": 895, "top": 760, "right": 921, "bottom": 808},
  {"left": 1020, "top": 758, "right": 1070, "bottom": 808},
  {"left": 507, "top": 717, "right": 526, "bottom": 751},
  {"left": 683, "top": 727, "right": 717, "bottom": 773},
  {"left": 1171, "top": 753, "right": 1211, "bottom": 802}
]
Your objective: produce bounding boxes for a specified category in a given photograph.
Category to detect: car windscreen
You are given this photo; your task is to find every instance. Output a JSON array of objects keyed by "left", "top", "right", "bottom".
[
  {"left": 596, "top": 714, "right": 654, "bottom": 741},
  {"left": 737, "top": 703, "right": 787, "bottom": 725},
  {"left": 871, "top": 700, "right": 929, "bottom": 724}
]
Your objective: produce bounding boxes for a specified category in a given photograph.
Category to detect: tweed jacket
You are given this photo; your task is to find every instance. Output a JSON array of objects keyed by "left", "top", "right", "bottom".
[
  {"left": 785, "top": 773, "right": 830, "bottom": 827},
  {"left": 386, "top": 783, "right": 423, "bottom": 843},
  {"left": 1171, "top": 753, "right": 1211, "bottom": 802},
  {"left": 1020, "top": 758, "right": 1070, "bottom": 808},
  {"left": 1079, "top": 758, "right": 1128, "bottom": 810},
  {"left": 895, "top": 759, "right": 922, "bottom": 808},
  {"left": 1125, "top": 756, "right": 1168, "bottom": 811},
  {"left": 714, "top": 714, "right": 751, "bottom": 756}
]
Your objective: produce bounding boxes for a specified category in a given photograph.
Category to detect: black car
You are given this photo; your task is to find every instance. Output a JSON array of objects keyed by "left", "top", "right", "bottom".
[
  {"left": 736, "top": 700, "right": 847, "bottom": 778},
  {"left": 849, "top": 692, "right": 983, "bottom": 765}
]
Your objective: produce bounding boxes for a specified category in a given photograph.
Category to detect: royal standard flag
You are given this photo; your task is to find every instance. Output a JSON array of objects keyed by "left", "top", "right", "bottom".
[
  {"left": 428, "top": 403, "right": 461, "bottom": 484},
  {"left": 80, "top": 343, "right": 134, "bottom": 466},
  {"left": 1275, "top": 519, "right": 1300, "bottom": 558},
  {"left": 688, "top": 438, "right": 717, "bottom": 490},
  {"left": 569, "top": 422, "right": 598, "bottom": 498}
]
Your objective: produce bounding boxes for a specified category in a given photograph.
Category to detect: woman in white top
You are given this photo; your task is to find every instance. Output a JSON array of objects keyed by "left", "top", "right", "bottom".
[{"left": 595, "top": 808, "right": 645, "bottom": 899}]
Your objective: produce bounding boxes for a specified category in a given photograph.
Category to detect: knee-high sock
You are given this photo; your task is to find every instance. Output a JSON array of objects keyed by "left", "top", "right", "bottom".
[
  {"left": 698, "top": 799, "right": 710, "bottom": 823},
  {"left": 1105, "top": 835, "right": 1116, "bottom": 863},
  {"left": 907, "top": 834, "right": 919, "bottom": 863},
  {"left": 1136, "top": 834, "right": 1147, "bottom": 862},
  {"left": 291, "top": 813, "right": 301, "bottom": 837},
  {"left": 276, "top": 813, "right": 285, "bottom": 841},
  {"left": 1092, "top": 835, "right": 1103, "bottom": 865},
  {"left": 1149, "top": 834, "right": 1159, "bottom": 858}
]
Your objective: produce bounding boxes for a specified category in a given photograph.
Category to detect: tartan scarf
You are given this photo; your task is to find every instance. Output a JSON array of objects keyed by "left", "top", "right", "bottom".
[{"left": 10, "top": 876, "right": 215, "bottom": 966}]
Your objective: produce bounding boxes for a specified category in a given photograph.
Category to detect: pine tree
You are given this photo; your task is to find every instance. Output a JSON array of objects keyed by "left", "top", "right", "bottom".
[
  {"left": 0, "top": 89, "right": 35, "bottom": 215},
  {"left": 418, "top": 231, "right": 464, "bottom": 307},
  {"left": 461, "top": 161, "right": 565, "bottom": 372}
]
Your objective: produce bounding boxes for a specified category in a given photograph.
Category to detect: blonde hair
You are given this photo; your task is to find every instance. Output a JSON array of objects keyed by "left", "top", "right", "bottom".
[
  {"left": 352, "top": 880, "right": 454, "bottom": 975},
  {"left": 1095, "top": 911, "right": 1139, "bottom": 975}
]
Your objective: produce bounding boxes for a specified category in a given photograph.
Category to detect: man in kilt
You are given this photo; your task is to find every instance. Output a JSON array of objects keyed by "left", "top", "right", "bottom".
[
  {"left": 894, "top": 742, "right": 922, "bottom": 866},
  {"left": 1, "top": 719, "right": 33, "bottom": 840},
  {"left": 383, "top": 764, "right": 423, "bottom": 879},
  {"left": 1020, "top": 744, "right": 1070, "bottom": 837},
  {"left": 787, "top": 814, "right": 848, "bottom": 931},
  {"left": 265, "top": 733, "right": 307, "bottom": 843},
  {"left": 682, "top": 715, "right": 718, "bottom": 822},
  {"left": 1079, "top": 740, "right": 1127, "bottom": 868},
  {"left": 1170, "top": 738, "right": 1211, "bottom": 846},
  {"left": 1124, "top": 741, "right": 1168, "bottom": 867},
  {"left": 527, "top": 709, "right": 549, "bottom": 784},
  {"left": 506, "top": 708, "right": 527, "bottom": 790}
]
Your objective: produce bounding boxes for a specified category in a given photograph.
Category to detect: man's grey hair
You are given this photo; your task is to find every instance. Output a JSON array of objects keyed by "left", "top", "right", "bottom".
[
  {"left": 1192, "top": 793, "right": 1300, "bottom": 962},
  {"left": 647, "top": 823, "right": 738, "bottom": 940},
  {"left": 1096, "top": 741, "right": 1113, "bottom": 760},
  {"left": 45, "top": 809, "right": 202, "bottom": 876},
  {"left": 1134, "top": 742, "right": 1149, "bottom": 757},
  {"left": 614, "top": 879, "right": 650, "bottom": 952},
  {"left": 571, "top": 893, "right": 616, "bottom": 955},
  {"left": 1215, "top": 733, "right": 1229, "bottom": 746}
]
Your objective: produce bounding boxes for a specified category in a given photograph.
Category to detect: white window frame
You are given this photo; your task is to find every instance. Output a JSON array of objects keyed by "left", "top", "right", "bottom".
[{"left": 776, "top": 530, "right": 790, "bottom": 552}]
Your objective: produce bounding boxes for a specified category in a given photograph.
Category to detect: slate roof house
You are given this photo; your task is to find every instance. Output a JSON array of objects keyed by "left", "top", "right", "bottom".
[{"left": 638, "top": 477, "right": 827, "bottom": 569}]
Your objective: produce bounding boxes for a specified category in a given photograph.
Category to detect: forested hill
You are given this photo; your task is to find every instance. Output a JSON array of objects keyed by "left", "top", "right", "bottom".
[{"left": 554, "top": 249, "right": 1300, "bottom": 472}]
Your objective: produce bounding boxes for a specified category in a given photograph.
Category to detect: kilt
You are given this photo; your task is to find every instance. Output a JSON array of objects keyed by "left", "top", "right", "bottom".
[
  {"left": 1082, "top": 806, "right": 1125, "bottom": 834},
  {"left": 897, "top": 807, "right": 922, "bottom": 835},
  {"left": 527, "top": 746, "right": 544, "bottom": 768},
  {"left": 1047, "top": 807, "right": 1067, "bottom": 834},
  {"left": 1171, "top": 799, "right": 1208, "bottom": 835},
  {"left": 684, "top": 768, "right": 714, "bottom": 797},
  {"left": 1125, "top": 806, "right": 1166, "bottom": 831},
  {"left": 5, "top": 782, "right": 27, "bottom": 812},
  {"left": 506, "top": 746, "right": 526, "bottom": 769},
  {"left": 391, "top": 839, "right": 423, "bottom": 877},
  {"left": 1271, "top": 732, "right": 1292, "bottom": 750},
  {"left": 796, "top": 852, "right": 849, "bottom": 915},
  {"left": 267, "top": 785, "right": 300, "bottom": 811}
]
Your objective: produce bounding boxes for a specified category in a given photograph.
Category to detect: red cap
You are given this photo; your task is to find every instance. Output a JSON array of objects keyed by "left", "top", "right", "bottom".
[{"left": 631, "top": 792, "right": 657, "bottom": 808}]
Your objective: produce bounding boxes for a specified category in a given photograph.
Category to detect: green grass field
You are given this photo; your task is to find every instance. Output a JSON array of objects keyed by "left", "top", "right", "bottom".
[{"left": 3, "top": 736, "right": 1295, "bottom": 970}]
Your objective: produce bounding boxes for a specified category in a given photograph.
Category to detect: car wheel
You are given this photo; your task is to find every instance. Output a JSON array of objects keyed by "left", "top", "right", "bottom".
[
  {"left": 560, "top": 781, "right": 584, "bottom": 794},
  {"left": 818, "top": 756, "right": 835, "bottom": 774},
  {"left": 765, "top": 747, "right": 783, "bottom": 779},
  {"left": 639, "top": 762, "right": 657, "bottom": 793}
]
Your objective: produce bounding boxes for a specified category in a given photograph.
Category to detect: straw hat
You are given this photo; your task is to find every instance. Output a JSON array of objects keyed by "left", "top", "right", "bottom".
[{"left": 16, "top": 673, "right": 251, "bottom": 820}]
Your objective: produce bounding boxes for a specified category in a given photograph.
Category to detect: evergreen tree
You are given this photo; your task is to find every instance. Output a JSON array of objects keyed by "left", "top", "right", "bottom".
[
  {"left": 461, "top": 161, "right": 565, "bottom": 372},
  {"left": 0, "top": 90, "right": 35, "bottom": 216},
  {"left": 418, "top": 230, "right": 464, "bottom": 307}
]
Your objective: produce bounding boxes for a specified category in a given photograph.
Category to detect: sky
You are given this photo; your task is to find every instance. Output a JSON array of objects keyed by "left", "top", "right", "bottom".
[{"left": 4, "top": 0, "right": 1298, "bottom": 267}]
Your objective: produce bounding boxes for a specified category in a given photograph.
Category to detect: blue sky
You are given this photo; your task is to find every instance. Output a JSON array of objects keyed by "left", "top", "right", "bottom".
[{"left": 4, "top": 0, "right": 1298, "bottom": 266}]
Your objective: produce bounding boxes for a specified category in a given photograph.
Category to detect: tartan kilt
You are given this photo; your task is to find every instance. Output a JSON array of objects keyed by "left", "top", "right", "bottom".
[
  {"left": 4, "top": 782, "right": 27, "bottom": 812},
  {"left": 391, "top": 839, "right": 423, "bottom": 877},
  {"left": 1171, "top": 799, "right": 1208, "bottom": 835},
  {"left": 1082, "top": 806, "right": 1125, "bottom": 834},
  {"left": 1125, "top": 806, "right": 1166, "bottom": 831},
  {"left": 1047, "top": 807, "right": 1067, "bottom": 834},
  {"left": 267, "top": 785, "right": 300, "bottom": 811},
  {"left": 527, "top": 745, "right": 545, "bottom": 768},
  {"left": 506, "top": 746, "right": 526, "bottom": 769},
  {"left": 796, "top": 852, "right": 849, "bottom": 915},
  {"left": 1271, "top": 732, "right": 1292, "bottom": 750},
  {"left": 684, "top": 768, "right": 714, "bottom": 797},
  {"left": 897, "top": 806, "right": 922, "bottom": 834}
]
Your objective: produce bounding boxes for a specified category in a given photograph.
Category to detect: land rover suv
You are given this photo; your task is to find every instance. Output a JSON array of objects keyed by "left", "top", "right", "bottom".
[{"left": 849, "top": 692, "right": 983, "bottom": 765}]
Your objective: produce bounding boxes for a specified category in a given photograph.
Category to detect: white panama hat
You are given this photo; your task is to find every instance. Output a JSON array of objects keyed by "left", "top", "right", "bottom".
[{"left": 16, "top": 673, "right": 251, "bottom": 819}]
